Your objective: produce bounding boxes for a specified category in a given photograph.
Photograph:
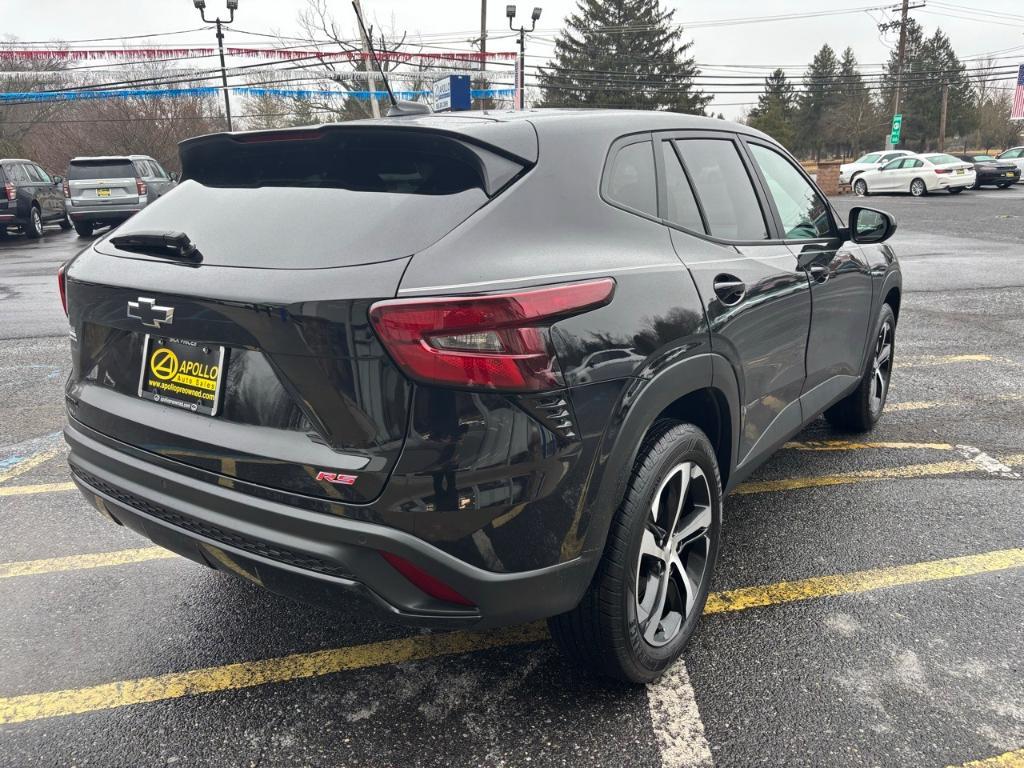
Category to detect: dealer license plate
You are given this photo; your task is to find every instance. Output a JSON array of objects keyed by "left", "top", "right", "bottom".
[
  {"left": 138, "top": 335, "right": 226, "bottom": 416},
  {"left": 955, "top": 169, "right": 964, "bottom": 175},
  {"left": 97, "top": 188, "right": 110, "bottom": 197}
]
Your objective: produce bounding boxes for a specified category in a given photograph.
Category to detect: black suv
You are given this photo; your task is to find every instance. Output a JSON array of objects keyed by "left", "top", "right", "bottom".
[
  {"left": 0, "top": 158, "right": 71, "bottom": 238},
  {"left": 61, "top": 111, "right": 901, "bottom": 683}
]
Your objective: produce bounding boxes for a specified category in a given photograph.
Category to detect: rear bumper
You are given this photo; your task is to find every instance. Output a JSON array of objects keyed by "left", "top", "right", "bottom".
[
  {"left": 68, "top": 204, "right": 142, "bottom": 224},
  {"left": 976, "top": 170, "right": 1020, "bottom": 185},
  {"left": 934, "top": 174, "right": 974, "bottom": 190},
  {"left": 64, "top": 417, "right": 593, "bottom": 629}
]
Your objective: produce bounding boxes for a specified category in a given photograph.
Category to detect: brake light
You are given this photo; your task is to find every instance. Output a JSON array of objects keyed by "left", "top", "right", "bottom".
[
  {"left": 62, "top": 180, "right": 70, "bottom": 198},
  {"left": 236, "top": 130, "right": 324, "bottom": 143},
  {"left": 369, "top": 278, "right": 615, "bottom": 391},
  {"left": 57, "top": 264, "right": 68, "bottom": 316},
  {"left": 934, "top": 168, "right": 951, "bottom": 174},
  {"left": 136, "top": 178, "right": 147, "bottom": 196},
  {"left": 379, "top": 551, "right": 474, "bottom": 607},
  {"left": 3, "top": 182, "right": 14, "bottom": 201}
]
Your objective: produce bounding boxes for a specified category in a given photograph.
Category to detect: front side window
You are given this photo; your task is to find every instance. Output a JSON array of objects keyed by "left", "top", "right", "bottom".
[
  {"left": 32, "top": 165, "right": 51, "bottom": 183},
  {"left": 606, "top": 141, "right": 657, "bottom": 216},
  {"left": 998, "top": 149, "right": 1021, "bottom": 159},
  {"left": 749, "top": 144, "right": 833, "bottom": 240},
  {"left": 881, "top": 153, "right": 905, "bottom": 162},
  {"left": 660, "top": 141, "right": 704, "bottom": 233},
  {"left": 674, "top": 139, "right": 767, "bottom": 241},
  {"left": 880, "top": 159, "right": 903, "bottom": 171}
]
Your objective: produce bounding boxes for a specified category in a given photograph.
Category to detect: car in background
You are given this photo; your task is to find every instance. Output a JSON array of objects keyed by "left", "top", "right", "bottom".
[
  {"left": 995, "top": 147, "right": 1024, "bottom": 182},
  {"left": 853, "top": 153, "right": 975, "bottom": 197},
  {"left": 955, "top": 154, "right": 1020, "bottom": 189},
  {"left": 838, "top": 150, "right": 914, "bottom": 185},
  {"left": 0, "top": 158, "right": 71, "bottom": 239},
  {"left": 65, "top": 155, "right": 177, "bottom": 237},
  {"left": 61, "top": 111, "right": 902, "bottom": 684}
]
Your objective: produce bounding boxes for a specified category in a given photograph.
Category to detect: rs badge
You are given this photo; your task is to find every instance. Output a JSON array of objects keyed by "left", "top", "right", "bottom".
[{"left": 316, "top": 471, "right": 357, "bottom": 486}]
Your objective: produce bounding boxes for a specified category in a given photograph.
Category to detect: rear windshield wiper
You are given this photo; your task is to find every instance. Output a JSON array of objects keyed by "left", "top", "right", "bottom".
[{"left": 109, "top": 231, "right": 202, "bottom": 263}]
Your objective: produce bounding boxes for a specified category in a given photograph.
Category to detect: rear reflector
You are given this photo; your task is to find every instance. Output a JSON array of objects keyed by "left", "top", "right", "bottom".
[
  {"left": 57, "top": 263, "right": 68, "bottom": 316},
  {"left": 379, "top": 551, "right": 475, "bottom": 607},
  {"left": 369, "top": 278, "right": 615, "bottom": 392}
]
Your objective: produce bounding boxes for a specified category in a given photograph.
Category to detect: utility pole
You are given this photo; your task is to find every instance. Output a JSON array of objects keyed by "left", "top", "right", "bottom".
[
  {"left": 886, "top": 0, "right": 910, "bottom": 150},
  {"left": 352, "top": 0, "right": 381, "bottom": 119},
  {"left": 938, "top": 82, "right": 949, "bottom": 151},
  {"left": 194, "top": 0, "right": 238, "bottom": 131},
  {"left": 480, "top": 0, "right": 487, "bottom": 73},
  {"left": 508, "top": 6, "right": 541, "bottom": 110}
]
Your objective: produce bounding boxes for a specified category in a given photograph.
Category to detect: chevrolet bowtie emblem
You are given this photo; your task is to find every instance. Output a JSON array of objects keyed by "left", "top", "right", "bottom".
[{"left": 127, "top": 297, "right": 174, "bottom": 328}]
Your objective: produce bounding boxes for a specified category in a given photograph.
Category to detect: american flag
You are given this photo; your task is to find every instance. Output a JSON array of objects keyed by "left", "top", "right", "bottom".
[{"left": 1013, "top": 64, "right": 1024, "bottom": 120}]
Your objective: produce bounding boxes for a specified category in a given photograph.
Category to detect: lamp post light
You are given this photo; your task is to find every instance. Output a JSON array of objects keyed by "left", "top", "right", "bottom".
[
  {"left": 507, "top": 5, "right": 541, "bottom": 110},
  {"left": 193, "top": 0, "right": 238, "bottom": 131}
]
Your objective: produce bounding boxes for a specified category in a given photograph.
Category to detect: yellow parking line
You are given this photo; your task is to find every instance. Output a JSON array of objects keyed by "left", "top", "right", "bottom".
[
  {"left": 900, "top": 354, "right": 995, "bottom": 367},
  {"left": 0, "top": 547, "right": 176, "bottom": 580},
  {"left": 887, "top": 400, "right": 942, "bottom": 412},
  {"left": 704, "top": 548, "right": 1024, "bottom": 615},
  {"left": 783, "top": 440, "right": 953, "bottom": 451},
  {"left": 948, "top": 748, "right": 1024, "bottom": 768},
  {"left": 734, "top": 459, "right": 978, "bottom": 494},
  {"left": 0, "top": 448, "right": 62, "bottom": 485},
  {"left": 1002, "top": 453, "right": 1024, "bottom": 467},
  {"left": 1, "top": 547, "right": 1022, "bottom": 725},
  {"left": 0, "top": 481, "right": 76, "bottom": 497}
]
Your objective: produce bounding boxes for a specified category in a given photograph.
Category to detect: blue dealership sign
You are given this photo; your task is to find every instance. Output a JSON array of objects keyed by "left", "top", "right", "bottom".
[{"left": 432, "top": 75, "right": 471, "bottom": 112}]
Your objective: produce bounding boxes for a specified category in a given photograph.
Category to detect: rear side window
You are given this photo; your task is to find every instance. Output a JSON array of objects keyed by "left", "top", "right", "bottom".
[
  {"left": 674, "top": 139, "right": 767, "bottom": 241},
  {"left": 856, "top": 153, "right": 881, "bottom": 163},
  {"left": 660, "top": 141, "right": 704, "bottom": 232},
  {"left": 68, "top": 161, "right": 136, "bottom": 180},
  {"left": 7, "top": 164, "right": 28, "bottom": 183},
  {"left": 749, "top": 144, "right": 833, "bottom": 240},
  {"left": 605, "top": 141, "right": 657, "bottom": 216}
]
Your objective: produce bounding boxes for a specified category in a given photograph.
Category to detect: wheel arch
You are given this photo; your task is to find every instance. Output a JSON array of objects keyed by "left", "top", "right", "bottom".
[{"left": 575, "top": 353, "right": 739, "bottom": 564}]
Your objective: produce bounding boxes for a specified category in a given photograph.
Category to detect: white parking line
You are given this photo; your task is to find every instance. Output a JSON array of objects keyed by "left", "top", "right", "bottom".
[
  {"left": 955, "top": 445, "right": 1021, "bottom": 479},
  {"left": 647, "top": 660, "right": 714, "bottom": 768}
]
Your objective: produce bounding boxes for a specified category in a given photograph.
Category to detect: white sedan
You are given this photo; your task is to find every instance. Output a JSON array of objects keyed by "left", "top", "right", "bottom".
[
  {"left": 838, "top": 150, "right": 914, "bottom": 184},
  {"left": 853, "top": 153, "right": 976, "bottom": 197},
  {"left": 995, "top": 146, "right": 1024, "bottom": 182}
]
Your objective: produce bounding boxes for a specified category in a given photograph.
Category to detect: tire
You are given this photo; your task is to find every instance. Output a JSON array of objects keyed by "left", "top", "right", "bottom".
[
  {"left": 73, "top": 221, "right": 93, "bottom": 238},
  {"left": 853, "top": 178, "right": 868, "bottom": 197},
  {"left": 58, "top": 212, "right": 72, "bottom": 231},
  {"left": 825, "top": 303, "right": 896, "bottom": 433},
  {"left": 548, "top": 421, "right": 722, "bottom": 684},
  {"left": 909, "top": 178, "right": 927, "bottom": 197},
  {"left": 997, "top": 183, "right": 1012, "bottom": 189},
  {"left": 24, "top": 205, "right": 43, "bottom": 239},
  {"left": 948, "top": 187, "right": 963, "bottom": 195}
]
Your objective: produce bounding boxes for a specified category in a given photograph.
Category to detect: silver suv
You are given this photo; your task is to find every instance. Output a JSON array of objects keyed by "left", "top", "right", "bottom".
[{"left": 65, "top": 155, "right": 176, "bottom": 237}]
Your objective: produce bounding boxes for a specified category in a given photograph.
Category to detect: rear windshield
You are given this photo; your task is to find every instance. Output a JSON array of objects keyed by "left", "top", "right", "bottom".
[
  {"left": 925, "top": 154, "right": 960, "bottom": 165},
  {"left": 182, "top": 130, "right": 491, "bottom": 195},
  {"left": 68, "top": 161, "right": 135, "bottom": 180}
]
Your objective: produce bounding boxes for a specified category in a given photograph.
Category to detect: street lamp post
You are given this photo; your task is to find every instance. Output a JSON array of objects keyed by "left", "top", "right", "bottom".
[
  {"left": 507, "top": 5, "right": 541, "bottom": 110},
  {"left": 193, "top": 0, "right": 238, "bottom": 131}
]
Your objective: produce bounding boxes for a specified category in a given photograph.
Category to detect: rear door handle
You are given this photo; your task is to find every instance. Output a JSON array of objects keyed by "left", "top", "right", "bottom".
[
  {"left": 713, "top": 274, "right": 746, "bottom": 306},
  {"left": 808, "top": 265, "right": 830, "bottom": 283}
]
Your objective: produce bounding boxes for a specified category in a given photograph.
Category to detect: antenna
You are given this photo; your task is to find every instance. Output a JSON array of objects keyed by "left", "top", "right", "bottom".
[{"left": 351, "top": 1, "right": 397, "bottom": 110}]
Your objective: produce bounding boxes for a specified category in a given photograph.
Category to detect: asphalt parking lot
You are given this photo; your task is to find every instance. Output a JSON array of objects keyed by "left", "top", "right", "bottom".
[{"left": 1, "top": 185, "right": 1023, "bottom": 767}]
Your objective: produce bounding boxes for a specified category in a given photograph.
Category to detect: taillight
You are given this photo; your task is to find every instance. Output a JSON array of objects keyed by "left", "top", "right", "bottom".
[
  {"left": 62, "top": 180, "right": 70, "bottom": 198},
  {"left": 369, "top": 278, "right": 615, "bottom": 392},
  {"left": 934, "top": 168, "right": 951, "bottom": 174},
  {"left": 136, "top": 178, "right": 147, "bottom": 196},
  {"left": 379, "top": 551, "right": 474, "bottom": 607},
  {"left": 57, "top": 264, "right": 68, "bottom": 316},
  {"left": 3, "top": 182, "right": 14, "bottom": 201}
]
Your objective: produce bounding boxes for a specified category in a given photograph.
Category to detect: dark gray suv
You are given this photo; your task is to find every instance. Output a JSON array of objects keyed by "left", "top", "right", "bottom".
[
  {"left": 62, "top": 110, "right": 901, "bottom": 683},
  {"left": 0, "top": 158, "right": 70, "bottom": 238}
]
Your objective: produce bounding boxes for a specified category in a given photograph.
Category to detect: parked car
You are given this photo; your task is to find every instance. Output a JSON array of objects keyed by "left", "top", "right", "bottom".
[
  {"left": 995, "top": 146, "right": 1024, "bottom": 182},
  {"left": 853, "top": 152, "right": 975, "bottom": 196},
  {"left": 65, "top": 155, "right": 177, "bottom": 237},
  {"left": 955, "top": 154, "right": 1020, "bottom": 188},
  {"left": 838, "top": 149, "right": 914, "bottom": 185},
  {"left": 0, "top": 158, "right": 71, "bottom": 238},
  {"left": 60, "top": 111, "right": 901, "bottom": 683}
]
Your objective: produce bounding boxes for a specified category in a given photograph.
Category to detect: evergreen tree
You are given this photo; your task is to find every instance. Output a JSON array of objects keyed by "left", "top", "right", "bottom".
[
  {"left": 795, "top": 44, "right": 839, "bottom": 159},
  {"left": 828, "top": 48, "right": 879, "bottom": 157},
  {"left": 747, "top": 69, "right": 797, "bottom": 148},
  {"left": 538, "top": 0, "right": 710, "bottom": 113},
  {"left": 879, "top": 21, "right": 975, "bottom": 150}
]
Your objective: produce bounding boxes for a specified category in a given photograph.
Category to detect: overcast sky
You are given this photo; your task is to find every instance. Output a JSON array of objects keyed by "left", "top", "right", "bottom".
[{"left": 4, "top": 0, "right": 1024, "bottom": 117}]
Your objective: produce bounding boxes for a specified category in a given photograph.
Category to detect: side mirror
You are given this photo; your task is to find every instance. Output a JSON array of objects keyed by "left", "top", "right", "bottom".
[
  {"left": 169, "top": 171, "right": 178, "bottom": 182},
  {"left": 849, "top": 206, "right": 896, "bottom": 244},
  {"left": 52, "top": 175, "right": 63, "bottom": 184}
]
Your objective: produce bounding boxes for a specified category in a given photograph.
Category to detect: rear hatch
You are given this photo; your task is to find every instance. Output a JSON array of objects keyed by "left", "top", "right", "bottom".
[
  {"left": 67, "top": 159, "right": 140, "bottom": 206},
  {"left": 65, "top": 124, "right": 533, "bottom": 505}
]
